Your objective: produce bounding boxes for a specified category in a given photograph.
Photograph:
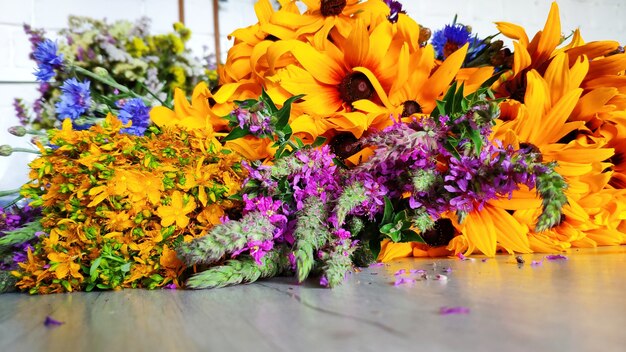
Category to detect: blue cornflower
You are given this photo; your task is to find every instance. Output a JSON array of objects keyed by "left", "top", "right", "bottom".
[
  {"left": 432, "top": 21, "right": 486, "bottom": 61},
  {"left": 55, "top": 78, "right": 92, "bottom": 121},
  {"left": 116, "top": 98, "right": 151, "bottom": 136},
  {"left": 33, "top": 39, "right": 64, "bottom": 82}
]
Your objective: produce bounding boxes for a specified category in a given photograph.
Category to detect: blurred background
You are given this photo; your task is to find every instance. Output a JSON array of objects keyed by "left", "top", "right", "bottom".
[{"left": 1, "top": 0, "right": 625, "bottom": 193}]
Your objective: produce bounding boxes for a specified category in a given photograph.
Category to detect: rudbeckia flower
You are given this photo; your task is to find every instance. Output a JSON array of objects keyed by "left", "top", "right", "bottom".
[{"left": 265, "top": 19, "right": 404, "bottom": 138}]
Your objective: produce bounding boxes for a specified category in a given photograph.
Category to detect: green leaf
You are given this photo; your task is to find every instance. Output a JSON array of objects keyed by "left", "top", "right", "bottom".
[
  {"left": 222, "top": 127, "right": 250, "bottom": 142},
  {"left": 479, "top": 73, "right": 503, "bottom": 89},
  {"left": 369, "top": 239, "right": 381, "bottom": 259},
  {"left": 275, "top": 94, "right": 304, "bottom": 130},
  {"left": 468, "top": 128, "right": 483, "bottom": 155},
  {"left": 332, "top": 157, "right": 349, "bottom": 169},
  {"left": 401, "top": 230, "right": 426, "bottom": 243},
  {"left": 382, "top": 197, "right": 394, "bottom": 224},
  {"left": 260, "top": 89, "right": 278, "bottom": 113},
  {"left": 120, "top": 262, "right": 131, "bottom": 273},
  {"left": 311, "top": 136, "right": 327, "bottom": 148},
  {"left": 90, "top": 257, "right": 102, "bottom": 281}
]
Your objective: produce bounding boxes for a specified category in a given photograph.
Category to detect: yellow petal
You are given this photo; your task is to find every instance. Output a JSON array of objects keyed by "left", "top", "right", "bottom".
[
  {"left": 462, "top": 210, "right": 497, "bottom": 257},
  {"left": 378, "top": 240, "right": 414, "bottom": 262},
  {"left": 495, "top": 21, "right": 529, "bottom": 47}
]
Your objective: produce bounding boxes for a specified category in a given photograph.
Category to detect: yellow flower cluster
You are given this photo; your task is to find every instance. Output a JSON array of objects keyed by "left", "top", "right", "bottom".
[{"left": 14, "top": 116, "right": 246, "bottom": 293}]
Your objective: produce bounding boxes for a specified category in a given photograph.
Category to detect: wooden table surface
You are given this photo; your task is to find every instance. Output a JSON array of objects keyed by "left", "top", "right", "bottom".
[{"left": 1, "top": 246, "right": 625, "bottom": 352}]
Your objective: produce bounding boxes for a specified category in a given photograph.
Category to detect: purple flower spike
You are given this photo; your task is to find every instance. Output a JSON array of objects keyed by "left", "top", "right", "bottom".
[
  {"left": 439, "top": 306, "right": 470, "bottom": 315},
  {"left": 43, "top": 316, "right": 64, "bottom": 327},
  {"left": 394, "top": 269, "right": 407, "bottom": 276}
]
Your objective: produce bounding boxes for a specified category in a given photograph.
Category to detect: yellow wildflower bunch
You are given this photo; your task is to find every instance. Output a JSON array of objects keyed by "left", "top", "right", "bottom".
[{"left": 14, "top": 115, "right": 247, "bottom": 294}]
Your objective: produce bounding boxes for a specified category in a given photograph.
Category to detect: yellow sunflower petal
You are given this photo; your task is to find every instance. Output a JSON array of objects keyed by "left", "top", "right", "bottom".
[{"left": 495, "top": 21, "right": 529, "bottom": 47}]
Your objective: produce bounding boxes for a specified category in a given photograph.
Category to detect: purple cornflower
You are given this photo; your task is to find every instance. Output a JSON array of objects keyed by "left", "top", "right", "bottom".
[
  {"left": 33, "top": 39, "right": 64, "bottom": 82},
  {"left": 383, "top": 0, "right": 405, "bottom": 23},
  {"left": 116, "top": 98, "right": 151, "bottom": 136},
  {"left": 233, "top": 105, "right": 273, "bottom": 136},
  {"left": 55, "top": 78, "right": 92, "bottom": 121}
]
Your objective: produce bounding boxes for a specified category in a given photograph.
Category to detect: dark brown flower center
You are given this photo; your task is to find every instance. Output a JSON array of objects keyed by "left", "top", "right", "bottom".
[
  {"left": 329, "top": 132, "right": 362, "bottom": 160},
  {"left": 443, "top": 42, "right": 461, "bottom": 59},
  {"left": 320, "top": 0, "right": 346, "bottom": 17},
  {"left": 338, "top": 72, "right": 374, "bottom": 104},
  {"left": 421, "top": 218, "right": 455, "bottom": 247},
  {"left": 401, "top": 100, "right": 422, "bottom": 117}
]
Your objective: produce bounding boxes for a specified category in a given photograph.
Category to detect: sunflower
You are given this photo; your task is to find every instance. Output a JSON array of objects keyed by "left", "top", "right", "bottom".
[
  {"left": 265, "top": 19, "right": 404, "bottom": 139},
  {"left": 353, "top": 43, "right": 488, "bottom": 131}
]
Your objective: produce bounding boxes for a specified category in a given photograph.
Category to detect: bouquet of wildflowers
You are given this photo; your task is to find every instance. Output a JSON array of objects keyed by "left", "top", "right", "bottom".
[
  {"left": 14, "top": 16, "right": 216, "bottom": 131},
  {"left": 2, "top": 0, "right": 626, "bottom": 293}
]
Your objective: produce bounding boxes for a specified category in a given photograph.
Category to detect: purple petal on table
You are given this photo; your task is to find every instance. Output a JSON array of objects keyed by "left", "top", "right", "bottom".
[
  {"left": 44, "top": 316, "right": 64, "bottom": 327},
  {"left": 546, "top": 254, "right": 568, "bottom": 261},
  {"left": 439, "top": 306, "right": 470, "bottom": 315},
  {"left": 393, "top": 277, "right": 415, "bottom": 286}
]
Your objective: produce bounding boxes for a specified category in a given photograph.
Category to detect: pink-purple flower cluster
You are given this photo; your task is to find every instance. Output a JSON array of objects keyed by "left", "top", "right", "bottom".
[{"left": 232, "top": 105, "right": 273, "bottom": 137}]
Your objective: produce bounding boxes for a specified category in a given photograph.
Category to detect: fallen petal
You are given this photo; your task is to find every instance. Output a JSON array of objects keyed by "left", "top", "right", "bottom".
[
  {"left": 44, "top": 316, "right": 64, "bottom": 327},
  {"left": 439, "top": 306, "right": 470, "bottom": 315},
  {"left": 546, "top": 254, "right": 568, "bottom": 261}
]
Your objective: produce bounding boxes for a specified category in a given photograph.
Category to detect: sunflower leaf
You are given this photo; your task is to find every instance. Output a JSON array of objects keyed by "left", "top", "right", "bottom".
[
  {"left": 222, "top": 126, "right": 250, "bottom": 142},
  {"left": 275, "top": 94, "right": 304, "bottom": 130},
  {"left": 260, "top": 89, "right": 278, "bottom": 113}
]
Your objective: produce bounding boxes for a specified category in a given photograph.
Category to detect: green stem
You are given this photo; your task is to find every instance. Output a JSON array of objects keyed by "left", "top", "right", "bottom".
[
  {"left": 26, "top": 129, "right": 46, "bottom": 136},
  {"left": 73, "top": 66, "right": 141, "bottom": 99},
  {"left": 0, "top": 189, "right": 21, "bottom": 198},
  {"left": 10, "top": 148, "right": 40, "bottom": 154},
  {"left": 137, "top": 82, "right": 171, "bottom": 108}
]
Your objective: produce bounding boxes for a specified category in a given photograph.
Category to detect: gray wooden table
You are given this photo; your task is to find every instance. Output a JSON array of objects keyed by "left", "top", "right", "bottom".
[{"left": 1, "top": 246, "right": 625, "bottom": 352}]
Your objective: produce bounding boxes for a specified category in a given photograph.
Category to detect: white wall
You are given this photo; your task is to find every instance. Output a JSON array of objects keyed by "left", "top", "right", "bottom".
[{"left": 0, "top": 0, "right": 625, "bottom": 193}]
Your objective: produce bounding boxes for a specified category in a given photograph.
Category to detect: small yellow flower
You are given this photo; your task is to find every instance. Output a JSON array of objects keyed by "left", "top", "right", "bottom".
[
  {"left": 47, "top": 252, "right": 84, "bottom": 281},
  {"left": 156, "top": 191, "right": 196, "bottom": 228}
]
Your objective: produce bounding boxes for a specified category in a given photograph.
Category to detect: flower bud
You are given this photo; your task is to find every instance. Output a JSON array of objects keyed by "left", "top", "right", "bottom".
[
  {"left": 93, "top": 67, "right": 109, "bottom": 78},
  {"left": 0, "top": 145, "right": 13, "bottom": 156},
  {"left": 8, "top": 126, "right": 27, "bottom": 137}
]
